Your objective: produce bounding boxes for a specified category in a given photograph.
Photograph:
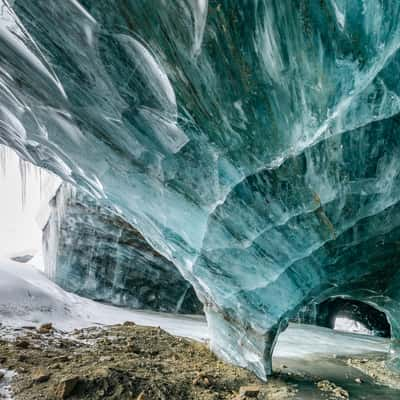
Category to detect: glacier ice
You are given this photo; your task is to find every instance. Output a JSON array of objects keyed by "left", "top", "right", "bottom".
[
  {"left": 2, "top": 0, "right": 400, "bottom": 379},
  {"left": 42, "top": 183, "right": 202, "bottom": 314}
]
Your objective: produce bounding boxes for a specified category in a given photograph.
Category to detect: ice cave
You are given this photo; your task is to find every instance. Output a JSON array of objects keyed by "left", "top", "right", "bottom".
[{"left": 2, "top": 1, "right": 400, "bottom": 399}]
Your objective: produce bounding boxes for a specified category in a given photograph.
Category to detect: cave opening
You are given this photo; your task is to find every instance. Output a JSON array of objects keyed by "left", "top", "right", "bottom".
[
  {"left": 334, "top": 316, "right": 373, "bottom": 336},
  {"left": 317, "top": 298, "right": 391, "bottom": 338}
]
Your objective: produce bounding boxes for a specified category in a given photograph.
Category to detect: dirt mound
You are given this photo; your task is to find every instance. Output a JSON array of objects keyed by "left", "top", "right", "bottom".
[{"left": 0, "top": 323, "right": 297, "bottom": 400}]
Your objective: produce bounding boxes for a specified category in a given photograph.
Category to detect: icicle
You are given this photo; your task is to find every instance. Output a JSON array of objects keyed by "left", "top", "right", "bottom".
[
  {"left": 0, "top": 145, "right": 7, "bottom": 176},
  {"left": 39, "top": 168, "right": 42, "bottom": 199},
  {"left": 18, "top": 157, "right": 29, "bottom": 209}
]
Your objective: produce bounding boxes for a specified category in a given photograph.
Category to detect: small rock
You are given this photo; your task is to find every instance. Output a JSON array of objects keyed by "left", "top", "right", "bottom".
[
  {"left": 317, "top": 380, "right": 349, "bottom": 399},
  {"left": 38, "top": 323, "right": 53, "bottom": 334},
  {"left": 123, "top": 321, "right": 136, "bottom": 327},
  {"left": 93, "top": 367, "right": 109, "bottom": 377},
  {"left": 127, "top": 344, "right": 141, "bottom": 354},
  {"left": 239, "top": 385, "right": 261, "bottom": 397},
  {"left": 99, "top": 356, "right": 114, "bottom": 362},
  {"left": 0, "top": 371, "right": 5, "bottom": 380},
  {"left": 32, "top": 367, "right": 51, "bottom": 383},
  {"left": 15, "top": 339, "right": 30, "bottom": 349},
  {"left": 355, "top": 377, "right": 363, "bottom": 384},
  {"left": 192, "top": 372, "right": 212, "bottom": 387},
  {"left": 54, "top": 375, "right": 79, "bottom": 399},
  {"left": 53, "top": 356, "right": 69, "bottom": 363},
  {"left": 333, "top": 387, "right": 349, "bottom": 399},
  {"left": 136, "top": 392, "right": 145, "bottom": 400}
]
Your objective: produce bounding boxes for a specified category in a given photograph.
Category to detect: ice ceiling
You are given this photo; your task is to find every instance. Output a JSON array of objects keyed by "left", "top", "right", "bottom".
[{"left": 2, "top": 0, "right": 400, "bottom": 379}]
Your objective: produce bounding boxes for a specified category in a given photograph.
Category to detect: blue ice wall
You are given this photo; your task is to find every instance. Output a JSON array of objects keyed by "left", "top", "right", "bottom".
[{"left": 43, "top": 183, "right": 202, "bottom": 314}]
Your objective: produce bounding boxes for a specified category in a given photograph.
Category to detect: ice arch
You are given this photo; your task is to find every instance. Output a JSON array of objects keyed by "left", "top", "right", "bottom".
[{"left": 2, "top": 0, "right": 400, "bottom": 379}]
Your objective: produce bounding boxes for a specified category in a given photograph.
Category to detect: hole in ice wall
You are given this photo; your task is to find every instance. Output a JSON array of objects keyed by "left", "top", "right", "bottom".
[
  {"left": 318, "top": 298, "right": 391, "bottom": 338},
  {"left": 0, "top": 145, "right": 60, "bottom": 264}
]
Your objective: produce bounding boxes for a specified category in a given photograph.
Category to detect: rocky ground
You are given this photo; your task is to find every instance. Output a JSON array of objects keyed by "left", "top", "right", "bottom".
[
  {"left": 347, "top": 356, "right": 400, "bottom": 390},
  {"left": 0, "top": 322, "right": 301, "bottom": 400},
  {"left": 1, "top": 321, "right": 398, "bottom": 400}
]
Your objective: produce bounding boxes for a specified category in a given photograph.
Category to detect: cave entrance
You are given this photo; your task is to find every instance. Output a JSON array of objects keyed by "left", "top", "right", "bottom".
[{"left": 317, "top": 298, "right": 391, "bottom": 338}]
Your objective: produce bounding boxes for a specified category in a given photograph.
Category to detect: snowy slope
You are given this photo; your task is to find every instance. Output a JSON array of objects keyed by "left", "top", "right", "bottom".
[{"left": 0, "top": 259, "right": 207, "bottom": 340}]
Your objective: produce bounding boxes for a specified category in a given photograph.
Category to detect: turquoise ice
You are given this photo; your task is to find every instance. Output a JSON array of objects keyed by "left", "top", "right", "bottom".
[{"left": 1, "top": 0, "right": 400, "bottom": 379}]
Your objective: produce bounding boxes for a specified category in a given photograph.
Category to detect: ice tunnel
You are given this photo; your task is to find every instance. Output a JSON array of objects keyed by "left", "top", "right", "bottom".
[
  {"left": 294, "top": 297, "right": 392, "bottom": 338},
  {"left": 2, "top": 0, "right": 400, "bottom": 379},
  {"left": 320, "top": 298, "right": 391, "bottom": 338}
]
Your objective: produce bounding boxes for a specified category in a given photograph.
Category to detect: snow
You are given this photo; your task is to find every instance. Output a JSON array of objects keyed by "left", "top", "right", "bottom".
[
  {"left": 0, "top": 259, "right": 207, "bottom": 341},
  {"left": 0, "top": 369, "right": 14, "bottom": 400},
  {"left": 0, "top": 258, "right": 390, "bottom": 360}
]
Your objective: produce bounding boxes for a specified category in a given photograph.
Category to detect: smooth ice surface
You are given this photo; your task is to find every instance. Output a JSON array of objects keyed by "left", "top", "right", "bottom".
[{"left": 1, "top": 0, "right": 400, "bottom": 378}]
